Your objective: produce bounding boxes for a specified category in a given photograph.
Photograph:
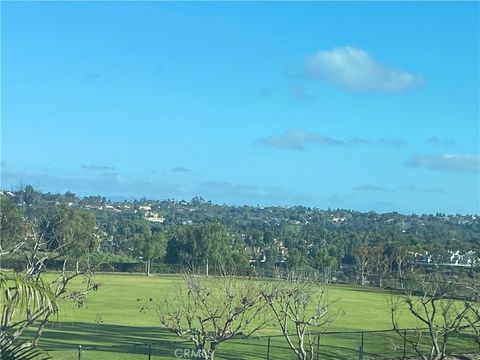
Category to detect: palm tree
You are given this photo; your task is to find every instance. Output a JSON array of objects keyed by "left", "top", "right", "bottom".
[
  {"left": 0, "top": 333, "right": 50, "bottom": 360},
  {"left": 1, "top": 272, "right": 56, "bottom": 359}
]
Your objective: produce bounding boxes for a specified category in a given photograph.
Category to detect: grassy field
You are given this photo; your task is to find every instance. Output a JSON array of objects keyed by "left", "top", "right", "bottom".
[{"left": 32, "top": 273, "right": 476, "bottom": 359}]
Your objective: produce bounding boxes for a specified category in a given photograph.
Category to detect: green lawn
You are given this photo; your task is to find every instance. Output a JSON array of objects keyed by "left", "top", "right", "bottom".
[
  {"left": 49, "top": 273, "right": 403, "bottom": 331},
  {"left": 31, "top": 273, "right": 476, "bottom": 359}
]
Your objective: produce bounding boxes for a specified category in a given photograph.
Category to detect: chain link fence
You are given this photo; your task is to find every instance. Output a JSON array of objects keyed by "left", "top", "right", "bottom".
[
  {"left": 40, "top": 329, "right": 478, "bottom": 360},
  {"left": 1, "top": 258, "right": 476, "bottom": 295}
]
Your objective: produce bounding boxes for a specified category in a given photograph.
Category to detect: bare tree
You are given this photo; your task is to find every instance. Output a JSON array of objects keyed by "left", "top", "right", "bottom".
[
  {"left": 156, "top": 272, "right": 269, "bottom": 360},
  {"left": 464, "top": 280, "right": 480, "bottom": 348},
  {"left": 390, "top": 273, "right": 480, "bottom": 360},
  {"left": 392, "top": 241, "right": 410, "bottom": 280},
  {"left": 370, "top": 243, "right": 389, "bottom": 288},
  {"left": 261, "top": 273, "right": 336, "bottom": 360},
  {"left": 353, "top": 243, "right": 371, "bottom": 285}
]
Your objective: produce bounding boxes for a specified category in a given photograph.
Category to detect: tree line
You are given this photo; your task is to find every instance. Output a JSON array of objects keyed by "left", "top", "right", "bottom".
[{"left": 2, "top": 186, "right": 479, "bottom": 282}]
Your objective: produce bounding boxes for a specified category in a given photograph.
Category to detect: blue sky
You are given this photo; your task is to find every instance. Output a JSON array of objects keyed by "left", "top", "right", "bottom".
[{"left": 1, "top": 2, "right": 479, "bottom": 214}]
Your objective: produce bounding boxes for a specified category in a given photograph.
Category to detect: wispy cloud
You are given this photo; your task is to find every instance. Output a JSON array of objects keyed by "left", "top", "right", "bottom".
[
  {"left": 406, "top": 154, "right": 480, "bottom": 173},
  {"left": 256, "top": 128, "right": 343, "bottom": 150},
  {"left": 81, "top": 164, "right": 115, "bottom": 171},
  {"left": 85, "top": 72, "right": 101, "bottom": 80},
  {"left": 2, "top": 171, "right": 87, "bottom": 191},
  {"left": 425, "top": 137, "right": 454, "bottom": 147},
  {"left": 1, "top": 170, "right": 312, "bottom": 207},
  {"left": 348, "top": 137, "right": 371, "bottom": 145},
  {"left": 256, "top": 129, "right": 405, "bottom": 151},
  {"left": 199, "top": 181, "right": 258, "bottom": 194},
  {"left": 353, "top": 184, "right": 394, "bottom": 193},
  {"left": 289, "top": 84, "right": 315, "bottom": 105},
  {"left": 2, "top": 171, "right": 187, "bottom": 198},
  {"left": 378, "top": 138, "right": 406, "bottom": 147},
  {"left": 198, "top": 181, "right": 313, "bottom": 205},
  {"left": 304, "top": 46, "right": 423, "bottom": 92},
  {"left": 171, "top": 167, "right": 192, "bottom": 173},
  {"left": 99, "top": 172, "right": 122, "bottom": 180},
  {"left": 259, "top": 88, "right": 272, "bottom": 99},
  {"left": 324, "top": 193, "right": 354, "bottom": 203},
  {"left": 401, "top": 185, "right": 447, "bottom": 194}
]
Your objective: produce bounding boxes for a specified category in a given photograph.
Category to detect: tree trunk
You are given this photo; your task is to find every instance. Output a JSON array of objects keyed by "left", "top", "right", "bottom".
[
  {"left": 298, "top": 336, "right": 307, "bottom": 360},
  {"left": 361, "top": 269, "right": 367, "bottom": 285},
  {"left": 145, "top": 259, "right": 151, "bottom": 276},
  {"left": 207, "top": 342, "right": 217, "bottom": 360},
  {"left": 428, "top": 329, "right": 441, "bottom": 360},
  {"left": 439, "top": 334, "right": 449, "bottom": 360},
  {"left": 396, "top": 259, "right": 401, "bottom": 277}
]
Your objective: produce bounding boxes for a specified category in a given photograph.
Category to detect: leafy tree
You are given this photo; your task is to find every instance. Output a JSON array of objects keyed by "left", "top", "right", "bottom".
[
  {"left": 287, "top": 248, "right": 308, "bottom": 271},
  {"left": 0, "top": 195, "right": 99, "bottom": 346},
  {"left": 141, "top": 231, "right": 167, "bottom": 275},
  {"left": 309, "top": 245, "right": 337, "bottom": 272},
  {"left": 21, "top": 185, "right": 41, "bottom": 209},
  {"left": 262, "top": 230, "right": 274, "bottom": 245},
  {"left": 40, "top": 205, "right": 97, "bottom": 273},
  {"left": 117, "top": 217, "right": 151, "bottom": 257},
  {"left": 0, "top": 195, "right": 25, "bottom": 254},
  {"left": 166, "top": 224, "right": 232, "bottom": 270}
]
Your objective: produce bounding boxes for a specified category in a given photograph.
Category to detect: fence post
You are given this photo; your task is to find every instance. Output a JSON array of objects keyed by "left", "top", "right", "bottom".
[
  {"left": 266, "top": 336, "right": 271, "bottom": 360},
  {"left": 358, "top": 332, "right": 364, "bottom": 360},
  {"left": 148, "top": 342, "right": 152, "bottom": 360},
  {"left": 403, "top": 330, "right": 407, "bottom": 360},
  {"left": 316, "top": 334, "right": 320, "bottom": 360},
  {"left": 77, "top": 345, "right": 82, "bottom": 360}
]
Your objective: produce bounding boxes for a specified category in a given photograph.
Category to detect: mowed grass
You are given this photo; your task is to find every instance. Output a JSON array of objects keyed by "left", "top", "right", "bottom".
[
  {"left": 32, "top": 273, "right": 476, "bottom": 359},
  {"left": 49, "top": 273, "right": 404, "bottom": 330}
]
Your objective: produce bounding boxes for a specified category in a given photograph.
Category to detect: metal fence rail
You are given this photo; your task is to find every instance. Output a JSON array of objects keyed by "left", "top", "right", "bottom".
[{"left": 40, "top": 329, "right": 479, "bottom": 360}]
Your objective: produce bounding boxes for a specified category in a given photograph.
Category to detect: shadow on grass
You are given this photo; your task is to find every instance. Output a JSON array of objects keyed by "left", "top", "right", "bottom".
[
  {"left": 28, "top": 322, "right": 367, "bottom": 360},
  {"left": 27, "top": 322, "right": 189, "bottom": 358},
  {"left": 27, "top": 321, "right": 477, "bottom": 360}
]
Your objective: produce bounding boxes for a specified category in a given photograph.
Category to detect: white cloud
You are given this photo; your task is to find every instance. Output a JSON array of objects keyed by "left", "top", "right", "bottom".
[
  {"left": 305, "top": 47, "right": 423, "bottom": 92},
  {"left": 407, "top": 153, "right": 480, "bottom": 172}
]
